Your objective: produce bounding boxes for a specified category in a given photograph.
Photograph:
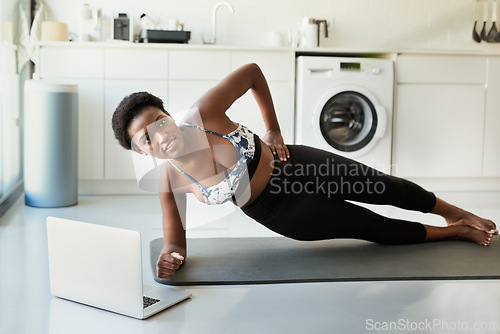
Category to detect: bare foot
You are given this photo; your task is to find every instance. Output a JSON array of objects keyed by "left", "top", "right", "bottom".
[
  {"left": 431, "top": 198, "right": 498, "bottom": 235},
  {"left": 446, "top": 212, "right": 498, "bottom": 235},
  {"left": 452, "top": 226, "right": 493, "bottom": 246}
]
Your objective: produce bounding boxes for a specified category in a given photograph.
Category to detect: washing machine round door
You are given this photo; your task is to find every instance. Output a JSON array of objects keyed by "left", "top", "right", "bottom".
[{"left": 313, "top": 86, "right": 386, "bottom": 156}]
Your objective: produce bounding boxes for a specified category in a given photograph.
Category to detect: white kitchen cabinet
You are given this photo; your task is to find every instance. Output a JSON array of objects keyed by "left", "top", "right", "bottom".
[
  {"left": 0, "top": 43, "right": 16, "bottom": 73},
  {"left": 36, "top": 43, "right": 295, "bottom": 192},
  {"left": 167, "top": 80, "right": 217, "bottom": 119},
  {"left": 483, "top": 57, "right": 500, "bottom": 177},
  {"left": 394, "top": 54, "right": 488, "bottom": 178},
  {"left": 104, "top": 79, "right": 168, "bottom": 180},
  {"left": 231, "top": 51, "right": 293, "bottom": 81},
  {"left": 397, "top": 54, "right": 486, "bottom": 84},
  {"left": 169, "top": 51, "right": 294, "bottom": 142},
  {"left": 167, "top": 49, "right": 294, "bottom": 141},
  {"left": 105, "top": 48, "right": 168, "bottom": 79},
  {"left": 229, "top": 51, "right": 294, "bottom": 143},
  {"left": 227, "top": 81, "right": 293, "bottom": 143},
  {"left": 38, "top": 47, "right": 104, "bottom": 79},
  {"left": 167, "top": 49, "right": 231, "bottom": 122},
  {"left": 75, "top": 80, "right": 105, "bottom": 180},
  {"left": 169, "top": 50, "right": 231, "bottom": 80},
  {"left": 394, "top": 84, "right": 485, "bottom": 178}
]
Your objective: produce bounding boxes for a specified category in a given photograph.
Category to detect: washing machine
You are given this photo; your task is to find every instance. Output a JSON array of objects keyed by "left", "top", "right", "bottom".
[{"left": 295, "top": 56, "right": 394, "bottom": 173}]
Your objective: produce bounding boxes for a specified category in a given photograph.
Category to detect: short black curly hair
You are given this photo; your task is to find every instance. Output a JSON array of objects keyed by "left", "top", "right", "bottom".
[{"left": 112, "top": 92, "right": 168, "bottom": 150}]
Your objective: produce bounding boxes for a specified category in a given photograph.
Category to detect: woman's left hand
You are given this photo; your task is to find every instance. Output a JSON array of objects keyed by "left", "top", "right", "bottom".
[{"left": 262, "top": 129, "right": 290, "bottom": 161}]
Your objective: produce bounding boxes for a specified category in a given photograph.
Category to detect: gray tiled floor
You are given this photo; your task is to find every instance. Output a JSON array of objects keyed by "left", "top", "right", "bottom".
[{"left": 1, "top": 192, "right": 499, "bottom": 334}]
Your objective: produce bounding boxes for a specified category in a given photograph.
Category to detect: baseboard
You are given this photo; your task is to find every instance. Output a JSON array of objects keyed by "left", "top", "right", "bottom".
[
  {"left": 78, "top": 180, "right": 152, "bottom": 195},
  {"left": 0, "top": 181, "right": 24, "bottom": 218}
]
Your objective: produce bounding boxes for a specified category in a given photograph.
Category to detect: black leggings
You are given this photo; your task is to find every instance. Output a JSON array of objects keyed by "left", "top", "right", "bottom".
[{"left": 241, "top": 145, "right": 436, "bottom": 244}]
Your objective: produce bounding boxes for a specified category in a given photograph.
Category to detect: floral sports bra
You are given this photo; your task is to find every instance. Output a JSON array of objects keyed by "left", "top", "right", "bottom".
[{"left": 167, "top": 122, "right": 262, "bottom": 205}]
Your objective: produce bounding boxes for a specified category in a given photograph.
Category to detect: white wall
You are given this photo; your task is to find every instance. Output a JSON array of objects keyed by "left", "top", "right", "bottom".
[
  {"left": 42, "top": 0, "right": 500, "bottom": 50},
  {"left": 1, "top": 0, "right": 18, "bottom": 41},
  {"left": 1, "top": 0, "right": 23, "bottom": 21}
]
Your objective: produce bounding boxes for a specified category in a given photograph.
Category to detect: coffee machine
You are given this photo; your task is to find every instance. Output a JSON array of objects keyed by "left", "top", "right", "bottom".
[{"left": 113, "top": 13, "right": 133, "bottom": 41}]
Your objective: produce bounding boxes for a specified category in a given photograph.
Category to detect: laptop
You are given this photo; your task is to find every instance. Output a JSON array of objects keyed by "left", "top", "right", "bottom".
[{"left": 46, "top": 216, "right": 191, "bottom": 319}]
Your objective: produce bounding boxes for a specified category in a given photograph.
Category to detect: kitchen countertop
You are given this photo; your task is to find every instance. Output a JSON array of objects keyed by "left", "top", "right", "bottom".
[{"left": 36, "top": 41, "right": 500, "bottom": 56}]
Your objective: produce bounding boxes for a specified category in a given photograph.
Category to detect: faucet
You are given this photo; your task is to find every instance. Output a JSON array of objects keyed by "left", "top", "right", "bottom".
[{"left": 203, "top": 1, "right": 234, "bottom": 44}]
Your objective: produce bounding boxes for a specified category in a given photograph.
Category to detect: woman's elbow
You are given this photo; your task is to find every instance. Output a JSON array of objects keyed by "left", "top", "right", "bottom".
[
  {"left": 247, "top": 62, "right": 262, "bottom": 73},
  {"left": 239, "top": 63, "right": 261, "bottom": 76}
]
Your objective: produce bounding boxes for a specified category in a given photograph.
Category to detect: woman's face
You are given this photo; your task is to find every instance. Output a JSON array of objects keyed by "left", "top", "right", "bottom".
[{"left": 128, "top": 106, "right": 184, "bottom": 159}]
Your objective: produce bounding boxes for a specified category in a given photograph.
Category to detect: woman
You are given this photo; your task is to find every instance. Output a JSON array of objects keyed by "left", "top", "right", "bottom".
[{"left": 112, "top": 63, "right": 497, "bottom": 280}]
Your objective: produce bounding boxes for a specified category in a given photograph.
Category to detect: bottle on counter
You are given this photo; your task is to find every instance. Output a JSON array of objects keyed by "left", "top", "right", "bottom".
[{"left": 300, "top": 17, "right": 318, "bottom": 48}]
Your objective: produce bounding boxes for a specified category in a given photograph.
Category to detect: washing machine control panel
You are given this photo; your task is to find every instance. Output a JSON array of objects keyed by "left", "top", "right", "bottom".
[
  {"left": 340, "top": 62, "right": 361, "bottom": 71},
  {"left": 339, "top": 61, "right": 382, "bottom": 75}
]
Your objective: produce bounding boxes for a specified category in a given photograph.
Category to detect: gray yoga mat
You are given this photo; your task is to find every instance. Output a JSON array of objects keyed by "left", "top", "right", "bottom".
[{"left": 150, "top": 237, "right": 500, "bottom": 285}]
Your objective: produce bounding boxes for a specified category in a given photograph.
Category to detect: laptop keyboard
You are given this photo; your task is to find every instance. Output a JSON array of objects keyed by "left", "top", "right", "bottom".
[{"left": 143, "top": 296, "right": 161, "bottom": 308}]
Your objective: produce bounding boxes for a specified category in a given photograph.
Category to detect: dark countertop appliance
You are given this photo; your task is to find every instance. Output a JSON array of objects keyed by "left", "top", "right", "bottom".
[
  {"left": 113, "top": 13, "right": 132, "bottom": 41},
  {"left": 141, "top": 30, "right": 191, "bottom": 44}
]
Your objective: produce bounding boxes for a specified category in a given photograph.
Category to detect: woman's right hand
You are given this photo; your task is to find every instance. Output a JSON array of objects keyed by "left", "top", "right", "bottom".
[{"left": 156, "top": 247, "right": 185, "bottom": 280}]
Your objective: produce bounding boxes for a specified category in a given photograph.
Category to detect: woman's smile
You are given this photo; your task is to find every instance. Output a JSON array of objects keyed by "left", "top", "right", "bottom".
[{"left": 162, "top": 136, "right": 176, "bottom": 153}]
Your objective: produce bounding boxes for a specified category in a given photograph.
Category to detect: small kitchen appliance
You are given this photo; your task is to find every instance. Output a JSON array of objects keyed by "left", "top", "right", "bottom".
[{"left": 113, "top": 13, "right": 133, "bottom": 41}]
